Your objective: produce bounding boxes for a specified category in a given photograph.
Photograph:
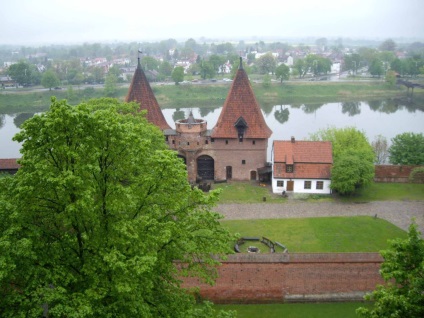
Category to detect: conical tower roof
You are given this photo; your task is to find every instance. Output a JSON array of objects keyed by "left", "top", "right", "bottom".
[
  {"left": 211, "top": 58, "right": 272, "bottom": 139},
  {"left": 125, "top": 58, "right": 171, "bottom": 130}
]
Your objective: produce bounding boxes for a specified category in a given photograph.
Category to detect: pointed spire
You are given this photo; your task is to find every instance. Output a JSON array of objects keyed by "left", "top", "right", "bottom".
[
  {"left": 239, "top": 56, "right": 243, "bottom": 70},
  {"left": 211, "top": 59, "right": 272, "bottom": 139},
  {"left": 187, "top": 111, "right": 196, "bottom": 124},
  {"left": 125, "top": 52, "right": 171, "bottom": 130}
]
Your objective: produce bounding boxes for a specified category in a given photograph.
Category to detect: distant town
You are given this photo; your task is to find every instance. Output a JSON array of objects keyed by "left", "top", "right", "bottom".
[{"left": 1, "top": 37, "right": 423, "bottom": 90}]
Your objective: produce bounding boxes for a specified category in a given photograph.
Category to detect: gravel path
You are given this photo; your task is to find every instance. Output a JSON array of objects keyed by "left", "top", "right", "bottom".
[{"left": 215, "top": 201, "right": 424, "bottom": 235}]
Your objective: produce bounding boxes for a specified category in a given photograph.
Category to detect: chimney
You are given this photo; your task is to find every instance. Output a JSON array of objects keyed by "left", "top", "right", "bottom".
[{"left": 291, "top": 136, "right": 295, "bottom": 143}]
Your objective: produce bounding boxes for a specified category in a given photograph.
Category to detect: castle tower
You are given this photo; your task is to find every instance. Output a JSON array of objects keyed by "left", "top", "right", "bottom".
[
  {"left": 209, "top": 57, "right": 273, "bottom": 181},
  {"left": 125, "top": 57, "right": 171, "bottom": 130}
]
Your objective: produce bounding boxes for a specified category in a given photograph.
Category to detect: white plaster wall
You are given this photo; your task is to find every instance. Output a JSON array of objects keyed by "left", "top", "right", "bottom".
[{"left": 272, "top": 178, "right": 331, "bottom": 194}]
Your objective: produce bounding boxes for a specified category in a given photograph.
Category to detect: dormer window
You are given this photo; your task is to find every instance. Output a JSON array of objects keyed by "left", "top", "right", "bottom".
[{"left": 234, "top": 116, "right": 248, "bottom": 142}]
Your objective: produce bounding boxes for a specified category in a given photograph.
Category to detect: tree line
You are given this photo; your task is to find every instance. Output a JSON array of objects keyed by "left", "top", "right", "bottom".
[{"left": 3, "top": 37, "right": 424, "bottom": 90}]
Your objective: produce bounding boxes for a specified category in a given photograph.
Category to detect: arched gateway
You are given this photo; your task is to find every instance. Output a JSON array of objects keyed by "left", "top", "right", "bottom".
[{"left": 197, "top": 155, "right": 214, "bottom": 180}]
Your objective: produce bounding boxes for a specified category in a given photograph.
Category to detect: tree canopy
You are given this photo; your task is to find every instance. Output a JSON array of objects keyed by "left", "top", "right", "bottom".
[
  {"left": 171, "top": 66, "right": 185, "bottom": 84},
  {"left": 357, "top": 223, "right": 424, "bottom": 318},
  {"left": 41, "top": 69, "right": 61, "bottom": 90},
  {"left": 275, "top": 64, "right": 290, "bottom": 83},
  {"left": 0, "top": 98, "right": 232, "bottom": 317},
  {"left": 310, "top": 127, "right": 375, "bottom": 195},
  {"left": 389, "top": 132, "right": 424, "bottom": 165}
]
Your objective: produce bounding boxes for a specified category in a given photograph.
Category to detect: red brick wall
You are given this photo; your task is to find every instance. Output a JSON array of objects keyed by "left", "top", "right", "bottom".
[
  {"left": 181, "top": 253, "right": 384, "bottom": 303},
  {"left": 374, "top": 165, "right": 423, "bottom": 183}
]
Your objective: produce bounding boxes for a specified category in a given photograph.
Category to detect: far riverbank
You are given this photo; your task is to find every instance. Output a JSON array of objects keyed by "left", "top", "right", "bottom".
[{"left": 1, "top": 80, "right": 423, "bottom": 114}]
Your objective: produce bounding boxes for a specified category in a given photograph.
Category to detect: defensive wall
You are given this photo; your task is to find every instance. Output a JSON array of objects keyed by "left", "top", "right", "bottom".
[
  {"left": 181, "top": 253, "right": 384, "bottom": 303},
  {"left": 374, "top": 165, "right": 423, "bottom": 183}
]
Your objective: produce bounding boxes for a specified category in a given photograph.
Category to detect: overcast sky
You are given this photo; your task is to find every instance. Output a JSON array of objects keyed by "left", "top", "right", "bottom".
[{"left": 1, "top": 0, "right": 423, "bottom": 45}]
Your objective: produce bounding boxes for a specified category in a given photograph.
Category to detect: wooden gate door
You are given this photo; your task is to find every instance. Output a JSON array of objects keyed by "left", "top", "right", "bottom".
[
  {"left": 287, "top": 181, "right": 294, "bottom": 191},
  {"left": 226, "top": 166, "right": 232, "bottom": 180},
  {"left": 197, "top": 155, "right": 214, "bottom": 180}
]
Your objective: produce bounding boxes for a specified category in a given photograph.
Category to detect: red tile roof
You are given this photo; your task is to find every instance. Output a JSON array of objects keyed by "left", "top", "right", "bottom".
[
  {"left": 0, "top": 158, "right": 20, "bottom": 169},
  {"left": 273, "top": 139, "right": 332, "bottom": 179},
  {"left": 211, "top": 59, "right": 272, "bottom": 139},
  {"left": 125, "top": 60, "right": 171, "bottom": 130},
  {"left": 273, "top": 140, "right": 333, "bottom": 163}
]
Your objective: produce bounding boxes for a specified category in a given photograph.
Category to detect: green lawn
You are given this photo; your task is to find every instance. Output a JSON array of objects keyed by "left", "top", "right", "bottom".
[
  {"left": 221, "top": 216, "right": 406, "bottom": 253},
  {"left": 212, "top": 181, "right": 283, "bottom": 203},
  {"left": 339, "top": 182, "right": 424, "bottom": 202},
  {"left": 212, "top": 181, "right": 424, "bottom": 203},
  {"left": 215, "top": 302, "right": 371, "bottom": 318}
]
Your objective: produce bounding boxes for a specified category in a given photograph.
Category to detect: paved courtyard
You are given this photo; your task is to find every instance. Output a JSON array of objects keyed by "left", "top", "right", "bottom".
[{"left": 215, "top": 201, "right": 424, "bottom": 236}]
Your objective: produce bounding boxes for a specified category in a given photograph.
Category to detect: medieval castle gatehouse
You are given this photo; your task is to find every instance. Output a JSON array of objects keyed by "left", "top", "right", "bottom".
[{"left": 125, "top": 57, "right": 272, "bottom": 183}]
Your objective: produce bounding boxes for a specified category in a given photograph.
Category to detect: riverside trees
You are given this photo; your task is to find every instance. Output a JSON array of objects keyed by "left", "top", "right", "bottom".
[
  {"left": 0, "top": 98, "right": 232, "bottom": 317},
  {"left": 310, "top": 127, "right": 375, "bottom": 195}
]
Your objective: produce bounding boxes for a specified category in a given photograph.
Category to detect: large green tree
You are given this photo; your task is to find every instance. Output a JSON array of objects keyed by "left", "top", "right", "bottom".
[
  {"left": 256, "top": 53, "right": 277, "bottom": 75},
  {"left": 0, "top": 98, "right": 232, "bottom": 317},
  {"left": 41, "top": 69, "right": 61, "bottom": 90},
  {"left": 310, "top": 127, "right": 375, "bottom": 195},
  {"left": 357, "top": 223, "right": 424, "bottom": 318},
  {"left": 275, "top": 64, "right": 290, "bottom": 83},
  {"left": 171, "top": 66, "right": 185, "bottom": 84},
  {"left": 369, "top": 58, "right": 384, "bottom": 77},
  {"left": 389, "top": 132, "right": 424, "bottom": 165},
  {"left": 7, "top": 60, "right": 40, "bottom": 86}
]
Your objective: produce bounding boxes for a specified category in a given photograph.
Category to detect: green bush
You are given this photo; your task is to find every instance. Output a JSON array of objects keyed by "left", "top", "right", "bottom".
[{"left": 409, "top": 167, "right": 424, "bottom": 183}]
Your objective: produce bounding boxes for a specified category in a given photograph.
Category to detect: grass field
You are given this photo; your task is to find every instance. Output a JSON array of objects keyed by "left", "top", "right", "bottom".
[
  {"left": 340, "top": 182, "right": 424, "bottom": 202},
  {"left": 215, "top": 302, "right": 371, "bottom": 318},
  {"left": 212, "top": 181, "right": 424, "bottom": 203},
  {"left": 221, "top": 216, "right": 406, "bottom": 253}
]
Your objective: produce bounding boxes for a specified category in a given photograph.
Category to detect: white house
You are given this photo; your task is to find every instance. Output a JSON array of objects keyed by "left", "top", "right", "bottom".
[{"left": 272, "top": 138, "right": 333, "bottom": 194}]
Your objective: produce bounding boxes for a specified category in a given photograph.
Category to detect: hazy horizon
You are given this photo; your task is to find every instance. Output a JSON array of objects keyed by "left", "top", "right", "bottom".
[{"left": 1, "top": 0, "right": 423, "bottom": 46}]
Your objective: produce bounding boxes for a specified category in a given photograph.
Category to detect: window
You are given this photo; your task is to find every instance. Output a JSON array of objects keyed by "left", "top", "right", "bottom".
[
  {"left": 277, "top": 180, "right": 284, "bottom": 187},
  {"left": 286, "top": 165, "right": 293, "bottom": 173},
  {"left": 316, "top": 181, "right": 324, "bottom": 190},
  {"left": 242, "top": 160, "right": 246, "bottom": 165},
  {"left": 252, "top": 140, "right": 256, "bottom": 145},
  {"left": 205, "top": 140, "right": 209, "bottom": 144},
  {"left": 304, "top": 181, "right": 311, "bottom": 189},
  {"left": 225, "top": 140, "right": 228, "bottom": 145},
  {"left": 211, "top": 138, "right": 215, "bottom": 143},
  {"left": 172, "top": 140, "right": 175, "bottom": 144}
]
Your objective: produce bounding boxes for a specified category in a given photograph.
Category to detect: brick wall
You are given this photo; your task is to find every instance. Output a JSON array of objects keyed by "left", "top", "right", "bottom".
[
  {"left": 374, "top": 165, "right": 423, "bottom": 183},
  {"left": 181, "top": 253, "right": 384, "bottom": 303}
]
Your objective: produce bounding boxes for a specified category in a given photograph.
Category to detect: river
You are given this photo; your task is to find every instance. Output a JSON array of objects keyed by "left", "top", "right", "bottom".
[{"left": 1, "top": 98, "right": 423, "bottom": 160}]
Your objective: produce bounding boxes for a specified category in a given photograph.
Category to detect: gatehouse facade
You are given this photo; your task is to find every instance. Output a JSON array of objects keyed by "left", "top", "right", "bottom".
[{"left": 126, "top": 57, "right": 272, "bottom": 183}]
